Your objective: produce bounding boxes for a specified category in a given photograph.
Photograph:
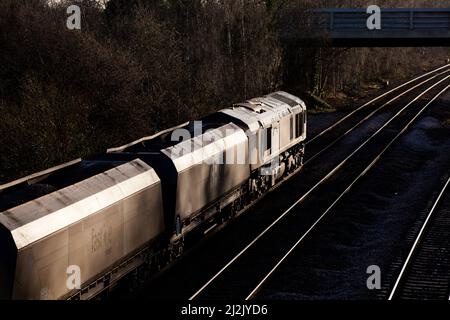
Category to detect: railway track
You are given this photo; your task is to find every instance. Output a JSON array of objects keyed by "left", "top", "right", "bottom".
[
  {"left": 187, "top": 75, "right": 450, "bottom": 300},
  {"left": 307, "top": 63, "right": 450, "bottom": 144},
  {"left": 388, "top": 176, "right": 450, "bottom": 300},
  {"left": 208, "top": 64, "right": 450, "bottom": 231},
  {"left": 305, "top": 64, "right": 450, "bottom": 165},
  {"left": 248, "top": 90, "right": 450, "bottom": 300},
  {"left": 113, "top": 65, "right": 450, "bottom": 300},
  {"left": 230, "top": 66, "right": 450, "bottom": 245}
]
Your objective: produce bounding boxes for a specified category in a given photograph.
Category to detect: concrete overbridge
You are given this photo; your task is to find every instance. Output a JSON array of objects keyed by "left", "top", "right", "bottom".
[{"left": 282, "top": 8, "right": 450, "bottom": 47}]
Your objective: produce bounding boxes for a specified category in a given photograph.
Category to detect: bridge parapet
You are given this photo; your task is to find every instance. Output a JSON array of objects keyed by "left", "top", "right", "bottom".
[
  {"left": 314, "top": 8, "right": 450, "bottom": 31},
  {"left": 283, "top": 8, "right": 450, "bottom": 47}
]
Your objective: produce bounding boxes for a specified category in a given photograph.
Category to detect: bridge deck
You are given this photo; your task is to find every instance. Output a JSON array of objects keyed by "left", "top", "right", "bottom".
[{"left": 283, "top": 8, "right": 450, "bottom": 47}]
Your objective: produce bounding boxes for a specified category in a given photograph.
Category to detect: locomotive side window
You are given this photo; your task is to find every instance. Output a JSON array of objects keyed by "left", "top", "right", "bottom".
[
  {"left": 267, "top": 127, "right": 272, "bottom": 152},
  {"left": 295, "top": 113, "right": 302, "bottom": 138},
  {"left": 263, "top": 127, "right": 272, "bottom": 153},
  {"left": 290, "top": 117, "right": 294, "bottom": 140}
]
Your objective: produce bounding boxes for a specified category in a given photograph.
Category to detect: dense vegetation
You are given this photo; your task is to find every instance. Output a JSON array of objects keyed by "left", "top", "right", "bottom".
[{"left": 0, "top": 0, "right": 448, "bottom": 182}]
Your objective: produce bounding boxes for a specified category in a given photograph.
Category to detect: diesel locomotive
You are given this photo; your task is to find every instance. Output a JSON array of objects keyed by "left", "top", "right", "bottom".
[{"left": 0, "top": 91, "right": 306, "bottom": 300}]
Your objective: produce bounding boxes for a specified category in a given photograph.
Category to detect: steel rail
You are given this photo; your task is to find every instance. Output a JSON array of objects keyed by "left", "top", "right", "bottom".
[
  {"left": 247, "top": 83, "right": 450, "bottom": 300},
  {"left": 189, "top": 76, "right": 450, "bottom": 301},
  {"left": 228, "top": 68, "right": 450, "bottom": 223},
  {"left": 388, "top": 174, "right": 450, "bottom": 300},
  {"left": 306, "top": 63, "right": 450, "bottom": 145},
  {"left": 304, "top": 67, "right": 450, "bottom": 165}
]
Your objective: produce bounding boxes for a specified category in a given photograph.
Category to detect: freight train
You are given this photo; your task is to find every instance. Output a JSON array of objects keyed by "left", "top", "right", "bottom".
[{"left": 0, "top": 91, "right": 307, "bottom": 300}]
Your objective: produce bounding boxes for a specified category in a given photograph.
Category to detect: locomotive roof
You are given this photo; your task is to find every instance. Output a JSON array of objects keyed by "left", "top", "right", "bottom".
[
  {"left": 107, "top": 121, "right": 190, "bottom": 153},
  {"left": 0, "top": 159, "right": 160, "bottom": 250},
  {"left": 219, "top": 91, "right": 306, "bottom": 133},
  {"left": 161, "top": 123, "right": 247, "bottom": 172}
]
